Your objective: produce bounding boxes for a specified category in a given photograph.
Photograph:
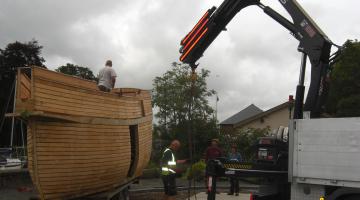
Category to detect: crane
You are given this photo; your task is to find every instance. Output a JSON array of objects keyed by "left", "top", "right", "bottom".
[{"left": 179, "top": 0, "right": 339, "bottom": 119}]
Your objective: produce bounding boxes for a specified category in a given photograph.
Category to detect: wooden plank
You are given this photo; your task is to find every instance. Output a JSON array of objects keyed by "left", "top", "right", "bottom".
[
  {"left": 20, "top": 84, "right": 31, "bottom": 100},
  {"left": 36, "top": 149, "right": 130, "bottom": 156},
  {"left": 35, "top": 130, "right": 130, "bottom": 137},
  {"left": 135, "top": 122, "right": 152, "bottom": 176},
  {"left": 38, "top": 164, "right": 129, "bottom": 176},
  {"left": 14, "top": 101, "right": 34, "bottom": 113},
  {"left": 37, "top": 166, "right": 128, "bottom": 174},
  {"left": 33, "top": 67, "right": 97, "bottom": 90},
  {"left": 112, "top": 88, "right": 151, "bottom": 99},
  {"left": 26, "top": 125, "right": 36, "bottom": 186},
  {"left": 35, "top": 142, "right": 130, "bottom": 148},
  {"left": 40, "top": 172, "right": 126, "bottom": 185},
  {"left": 36, "top": 128, "right": 128, "bottom": 135},
  {"left": 37, "top": 126, "right": 130, "bottom": 133},
  {"left": 34, "top": 104, "right": 143, "bottom": 119},
  {"left": 40, "top": 176, "right": 125, "bottom": 190},
  {"left": 35, "top": 87, "right": 143, "bottom": 111},
  {"left": 34, "top": 79, "right": 146, "bottom": 105},
  {"left": 35, "top": 152, "right": 129, "bottom": 160},
  {"left": 36, "top": 124, "right": 129, "bottom": 131},
  {"left": 36, "top": 137, "right": 129, "bottom": 144},
  {"left": 31, "top": 113, "right": 152, "bottom": 126},
  {"left": 34, "top": 101, "right": 136, "bottom": 118},
  {"left": 35, "top": 85, "right": 143, "bottom": 108},
  {"left": 36, "top": 147, "right": 127, "bottom": 153},
  {"left": 35, "top": 94, "right": 142, "bottom": 114},
  {"left": 42, "top": 180, "right": 123, "bottom": 199},
  {"left": 38, "top": 168, "right": 129, "bottom": 178},
  {"left": 29, "top": 121, "right": 45, "bottom": 199},
  {"left": 36, "top": 155, "right": 130, "bottom": 164},
  {"left": 38, "top": 160, "right": 129, "bottom": 169},
  {"left": 37, "top": 125, "right": 130, "bottom": 132},
  {"left": 33, "top": 81, "right": 150, "bottom": 112},
  {"left": 33, "top": 100, "right": 142, "bottom": 116},
  {"left": 36, "top": 146, "right": 128, "bottom": 152},
  {"left": 36, "top": 156, "right": 131, "bottom": 165},
  {"left": 35, "top": 134, "right": 127, "bottom": 142},
  {"left": 36, "top": 148, "right": 130, "bottom": 155},
  {"left": 35, "top": 132, "right": 127, "bottom": 139},
  {"left": 35, "top": 89, "right": 142, "bottom": 112},
  {"left": 39, "top": 174, "right": 125, "bottom": 188}
]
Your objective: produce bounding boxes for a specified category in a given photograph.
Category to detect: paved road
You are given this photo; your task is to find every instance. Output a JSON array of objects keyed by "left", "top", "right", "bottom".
[
  {"left": 0, "top": 172, "right": 258, "bottom": 200},
  {"left": 131, "top": 177, "right": 258, "bottom": 191},
  {"left": 190, "top": 192, "right": 251, "bottom": 200}
]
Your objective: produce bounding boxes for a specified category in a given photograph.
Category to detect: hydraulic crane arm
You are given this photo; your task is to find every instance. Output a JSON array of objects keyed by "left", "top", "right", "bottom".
[
  {"left": 179, "top": 0, "right": 333, "bottom": 118},
  {"left": 180, "top": 0, "right": 259, "bottom": 66}
]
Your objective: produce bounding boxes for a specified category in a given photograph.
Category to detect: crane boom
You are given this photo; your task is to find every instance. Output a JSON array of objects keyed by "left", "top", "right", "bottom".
[{"left": 179, "top": 0, "right": 333, "bottom": 118}]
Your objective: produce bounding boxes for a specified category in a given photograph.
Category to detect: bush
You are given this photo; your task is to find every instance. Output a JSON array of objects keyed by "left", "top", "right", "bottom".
[{"left": 183, "top": 160, "right": 206, "bottom": 181}]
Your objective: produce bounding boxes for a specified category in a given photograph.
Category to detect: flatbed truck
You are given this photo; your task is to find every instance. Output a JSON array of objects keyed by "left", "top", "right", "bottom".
[{"left": 178, "top": 0, "right": 360, "bottom": 199}]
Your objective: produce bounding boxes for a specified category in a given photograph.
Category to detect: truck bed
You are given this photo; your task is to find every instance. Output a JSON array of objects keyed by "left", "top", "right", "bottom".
[{"left": 289, "top": 117, "right": 360, "bottom": 188}]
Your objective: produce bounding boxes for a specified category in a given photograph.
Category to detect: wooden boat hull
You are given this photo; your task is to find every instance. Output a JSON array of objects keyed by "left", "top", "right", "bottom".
[{"left": 14, "top": 67, "right": 152, "bottom": 199}]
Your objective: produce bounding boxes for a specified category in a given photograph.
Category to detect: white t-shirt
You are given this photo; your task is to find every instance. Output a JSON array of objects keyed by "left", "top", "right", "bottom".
[{"left": 97, "top": 66, "right": 117, "bottom": 89}]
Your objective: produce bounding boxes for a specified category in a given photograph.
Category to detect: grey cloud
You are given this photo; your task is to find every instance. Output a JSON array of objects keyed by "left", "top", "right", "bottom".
[{"left": 1, "top": 0, "right": 359, "bottom": 122}]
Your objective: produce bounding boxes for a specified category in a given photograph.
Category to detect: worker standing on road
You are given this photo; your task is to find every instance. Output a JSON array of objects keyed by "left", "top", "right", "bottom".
[
  {"left": 204, "top": 139, "right": 223, "bottom": 194},
  {"left": 161, "top": 140, "right": 186, "bottom": 200},
  {"left": 227, "top": 145, "right": 242, "bottom": 196},
  {"left": 97, "top": 60, "right": 117, "bottom": 92}
]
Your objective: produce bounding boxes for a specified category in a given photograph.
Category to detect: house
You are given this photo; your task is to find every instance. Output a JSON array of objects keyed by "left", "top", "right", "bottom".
[{"left": 220, "top": 102, "right": 291, "bottom": 134}]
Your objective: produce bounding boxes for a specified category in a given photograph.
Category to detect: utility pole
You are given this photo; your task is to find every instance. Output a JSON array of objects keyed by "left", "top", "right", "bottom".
[{"left": 215, "top": 94, "right": 218, "bottom": 123}]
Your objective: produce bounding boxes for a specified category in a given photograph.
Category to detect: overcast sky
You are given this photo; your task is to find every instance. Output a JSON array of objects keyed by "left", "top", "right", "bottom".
[{"left": 1, "top": 0, "right": 359, "bottom": 122}]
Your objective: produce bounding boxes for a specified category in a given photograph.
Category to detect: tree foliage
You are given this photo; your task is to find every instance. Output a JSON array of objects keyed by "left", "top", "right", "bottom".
[
  {"left": 220, "top": 128, "right": 269, "bottom": 161},
  {"left": 325, "top": 40, "right": 360, "bottom": 117},
  {"left": 55, "top": 63, "right": 97, "bottom": 81},
  {"left": 0, "top": 40, "right": 45, "bottom": 72},
  {"left": 0, "top": 40, "right": 45, "bottom": 146},
  {"left": 152, "top": 62, "right": 218, "bottom": 160}
]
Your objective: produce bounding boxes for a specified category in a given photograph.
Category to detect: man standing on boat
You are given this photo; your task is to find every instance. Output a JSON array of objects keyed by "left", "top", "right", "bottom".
[
  {"left": 97, "top": 60, "right": 117, "bottom": 92},
  {"left": 161, "top": 140, "right": 186, "bottom": 200}
]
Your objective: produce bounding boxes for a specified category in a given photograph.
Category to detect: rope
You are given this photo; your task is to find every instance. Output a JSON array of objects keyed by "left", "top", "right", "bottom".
[
  {"left": 186, "top": 67, "right": 198, "bottom": 199},
  {"left": 0, "top": 79, "right": 16, "bottom": 133}
]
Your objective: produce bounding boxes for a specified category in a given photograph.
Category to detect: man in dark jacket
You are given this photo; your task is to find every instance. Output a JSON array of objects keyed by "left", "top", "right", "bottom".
[{"left": 205, "top": 139, "right": 223, "bottom": 162}]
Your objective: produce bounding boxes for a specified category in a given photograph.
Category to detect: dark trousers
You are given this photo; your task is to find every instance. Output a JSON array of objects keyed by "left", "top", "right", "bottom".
[
  {"left": 98, "top": 85, "right": 111, "bottom": 92},
  {"left": 161, "top": 174, "right": 177, "bottom": 196},
  {"left": 229, "top": 177, "right": 239, "bottom": 194}
]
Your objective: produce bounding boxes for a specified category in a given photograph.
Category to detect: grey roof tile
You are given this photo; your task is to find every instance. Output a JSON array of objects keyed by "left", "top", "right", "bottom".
[{"left": 220, "top": 104, "right": 263, "bottom": 125}]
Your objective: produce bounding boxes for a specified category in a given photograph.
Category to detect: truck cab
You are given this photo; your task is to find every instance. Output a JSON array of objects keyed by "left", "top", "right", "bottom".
[{"left": 253, "top": 136, "right": 288, "bottom": 171}]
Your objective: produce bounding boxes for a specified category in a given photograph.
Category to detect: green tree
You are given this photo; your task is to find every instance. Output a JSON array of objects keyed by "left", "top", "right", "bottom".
[
  {"left": 220, "top": 128, "right": 269, "bottom": 161},
  {"left": 0, "top": 40, "right": 46, "bottom": 146},
  {"left": 55, "top": 63, "right": 97, "bottom": 81},
  {"left": 325, "top": 40, "right": 360, "bottom": 117},
  {"left": 152, "top": 62, "right": 218, "bottom": 160},
  {"left": 0, "top": 40, "right": 45, "bottom": 72}
]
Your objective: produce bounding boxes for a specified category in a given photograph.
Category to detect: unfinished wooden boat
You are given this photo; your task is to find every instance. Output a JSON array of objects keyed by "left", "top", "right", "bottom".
[{"left": 12, "top": 66, "right": 152, "bottom": 199}]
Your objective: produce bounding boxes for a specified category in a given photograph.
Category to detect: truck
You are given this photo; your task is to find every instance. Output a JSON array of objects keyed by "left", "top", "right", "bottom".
[{"left": 178, "top": 0, "right": 360, "bottom": 199}]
